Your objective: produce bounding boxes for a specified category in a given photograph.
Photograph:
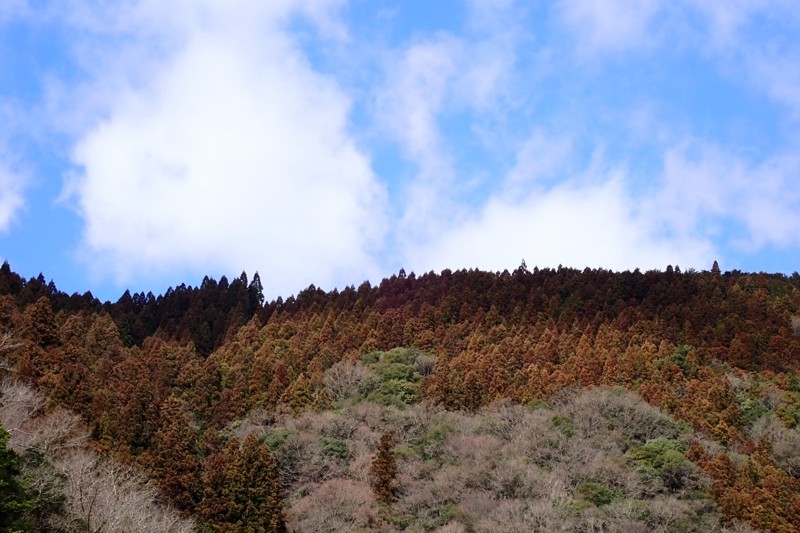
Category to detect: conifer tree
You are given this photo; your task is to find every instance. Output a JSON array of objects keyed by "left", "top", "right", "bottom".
[
  {"left": 0, "top": 420, "right": 32, "bottom": 531},
  {"left": 369, "top": 431, "right": 398, "bottom": 504},
  {"left": 149, "top": 396, "right": 202, "bottom": 510},
  {"left": 200, "top": 434, "right": 285, "bottom": 532},
  {"left": 20, "top": 296, "right": 59, "bottom": 347},
  {"left": 280, "top": 373, "right": 313, "bottom": 414}
]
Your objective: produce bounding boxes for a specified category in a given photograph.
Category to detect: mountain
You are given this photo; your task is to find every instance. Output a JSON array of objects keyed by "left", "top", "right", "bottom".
[{"left": 1, "top": 261, "right": 799, "bottom": 531}]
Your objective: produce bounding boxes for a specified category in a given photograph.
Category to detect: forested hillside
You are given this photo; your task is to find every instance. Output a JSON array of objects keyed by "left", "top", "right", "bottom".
[{"left": 1, "top": 261, "right": 800, "bottom": 531}]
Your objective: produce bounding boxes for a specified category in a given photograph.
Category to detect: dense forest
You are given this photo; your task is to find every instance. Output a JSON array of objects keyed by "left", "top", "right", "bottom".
[{"left": 1, "top": 260, "right": 800, "bottom": 531}]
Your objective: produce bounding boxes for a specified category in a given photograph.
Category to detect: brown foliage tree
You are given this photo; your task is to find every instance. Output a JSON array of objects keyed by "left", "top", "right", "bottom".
[
  {"left": 369, "top": 431, "right": 398, "bottom": 504},
  {"left": 200, "top": 434, "right": 286, "bottom": 532},
  {"left": 148, "top": 396, "right": 202, "bottom": 510}
]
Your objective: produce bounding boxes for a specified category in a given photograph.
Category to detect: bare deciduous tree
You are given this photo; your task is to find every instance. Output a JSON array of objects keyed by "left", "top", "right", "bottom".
[
  {"left": 0, "top": 330, "right": 21, "bottom": 351},
  {"left": 752, "top": 415, "right": 800, "bottom": 478},
  {"left": 323, "top": 360, "right": 368, "bottom": 401},
  {"left": 0, "top": 330, "right": 21, "bottom": 373},
  {"left": 0, "top": 381, "right": 194, "bottom": 532},
  {"left": 415, "top": 354, "right": 436, "bottom": 377},
  {"left": 288, "top": 478, "right": 377, "bottom": 533},
  {"left": 58, "top": 449, "right": 194, "bottom": 533},
  {"left": 0, "top": 378, "right": 46, "bottom": 444}
]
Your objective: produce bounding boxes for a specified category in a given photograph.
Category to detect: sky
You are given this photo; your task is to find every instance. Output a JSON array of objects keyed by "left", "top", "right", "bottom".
[{"left": 1, "top": 0, "right": 799, "bottom": 302}]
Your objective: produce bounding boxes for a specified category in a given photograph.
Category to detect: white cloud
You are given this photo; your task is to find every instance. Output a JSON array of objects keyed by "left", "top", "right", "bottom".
[
  {"left": 407, "top": 129, "right": 800, "bottom": 277},
  {"left": 0, "top": 0, "right": 30, "bottom": 21},
  {"left": 406, "top": 131, "right": 715, "bottom": 275},
  {"left": 462, "top": 0, "right": 520, "bottom": 109},
  {"left": 375, "top": 35, "right": 462, "bottom": 247},
  {"left": 682, "top": 0, "right": 759, "bottom": 50},
  {"left": 60, "top": 0, "right": 347, "bottom": 39},
  {"left": 66, "top": 0, "right": 386, "bottom": 297},
  {"left": 556, "top": 0, "right": 664, "bottom": 53},
  {"left": 681, "top": 1, "right": 800, "bottom": 118},
  {"left": 745, "top": 47, "right": 800, "bottom": 120},
  {"left": 409, "top": 178, "right": 713, "bottom": 274},
  {"left": 0, "top": 163, "right": 26, "bottom": 233},
  {"left": 7, "top": 0, "right": 798, "bottom": 294},
  {"left": 506, "top": 130, "right": 573, "bottom": 192},
  {"left": 651, "top": 145, "right": 800, "bottom": 251},
  {"left": 683, "top": 0, "right": 800, "bottom": 52},
  {"left": 375, "top": 10, "right": 520, "bottom": 257},
  {"left": 0, "top": 106, "right": 28, "bottom": 233},
  {"left": 377, "top": 36, "right": 461, "bottom": 167},
  {"left": 555, "top": 0, "right": 800, "bottom": 119}
]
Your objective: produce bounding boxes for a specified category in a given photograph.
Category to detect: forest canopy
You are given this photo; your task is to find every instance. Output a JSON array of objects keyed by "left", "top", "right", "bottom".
[{"left": 1, "top": 261, "right": 799, "bottom": 531}]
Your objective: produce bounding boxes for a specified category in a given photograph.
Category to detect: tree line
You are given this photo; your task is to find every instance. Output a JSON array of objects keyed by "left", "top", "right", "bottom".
[{"left": 1, "top": 261, "right": 799, "bottom": 530}]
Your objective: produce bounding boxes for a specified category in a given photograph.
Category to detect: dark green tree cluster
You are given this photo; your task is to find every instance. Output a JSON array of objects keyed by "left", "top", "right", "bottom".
[
  {"left": 0, "top": 262, "right": 264, "bottom": 355},
  {"left": 0, "top": 421, "right": 32, "bottom": 532}
]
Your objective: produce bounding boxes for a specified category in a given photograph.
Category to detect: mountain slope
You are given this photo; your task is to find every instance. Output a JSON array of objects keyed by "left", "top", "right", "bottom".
[{"left": 1, "top": 262, "right": 799, "bottom": 530}]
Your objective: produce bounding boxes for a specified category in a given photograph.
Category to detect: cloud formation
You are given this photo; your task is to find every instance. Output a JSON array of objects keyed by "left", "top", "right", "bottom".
[
  {"left": 421, "top": 0, "right": 800, "bottom": 276},
  {"left": 412, "top": 178, "right": 714, "bottom": 274},
  {"left": 652, "top": 146, "right": 800, "bottom": 250},
  {"left": 556, "top": 0, "right": 664, "bottom": 53},
  {"left": 0, "top": 0, "right": 29, "bottom": 21},
  {"left": 2, "top": 0, "right": 799, "bottom": 299},
  {"left": 67, "top": 0, "right": 386, "bottom": 296},
  {"left": 375, "top": 1, "right": 520, "bottom": 264},
  {"left": 0, "top": 163, "right": 26, "bottom": 233},
  {"left": 409, "top": 130, "right": 716, "bottom": 275}
]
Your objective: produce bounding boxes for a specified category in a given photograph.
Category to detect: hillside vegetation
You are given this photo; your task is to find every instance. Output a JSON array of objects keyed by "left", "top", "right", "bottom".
[{"left": 1, "top": 261, "right": 800, "bottom": 531}]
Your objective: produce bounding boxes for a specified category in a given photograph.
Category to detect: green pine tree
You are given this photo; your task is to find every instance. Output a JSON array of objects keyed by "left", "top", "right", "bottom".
[{"left": 0, "top": 421, "right": 33, "bottom": 532}]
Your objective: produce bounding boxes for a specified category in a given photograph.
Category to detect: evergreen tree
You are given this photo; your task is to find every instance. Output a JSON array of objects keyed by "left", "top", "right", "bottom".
[
  {"left": 200, "top": 435, "right": 285, "bottom": 532},
  {"left": 248, "top": 272, "right": 265, "bottom": 313},
  {"left": 149, "top": 396, "right": 202, "bottom": 510},
  {"left": 280, "top": 373, "right": 313, "bottom": 414},
  {"left": 0, "top": 421, "right": 32, "bottom": 532},
  {"left": 20, "top": 297, "right": 58, "bottom": 348},
  {"left": 369, "top": 431, "right": 397, "bottom": 504}
]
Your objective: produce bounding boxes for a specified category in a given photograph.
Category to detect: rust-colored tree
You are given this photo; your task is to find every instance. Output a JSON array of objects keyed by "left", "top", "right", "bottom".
[
  {"left": 369, "top": 431, "right": 398, "bottom": 504},
  {"left": 147, "top": 396, "right": 202, "bottom": 511},
  {"left": 199, "top": 434, "right": 285, "bottom": 532}
]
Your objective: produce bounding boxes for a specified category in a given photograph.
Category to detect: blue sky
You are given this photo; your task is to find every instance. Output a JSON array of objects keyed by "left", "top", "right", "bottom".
[{"left": 1, "top": 0, "right": 799, "bottom": 302}]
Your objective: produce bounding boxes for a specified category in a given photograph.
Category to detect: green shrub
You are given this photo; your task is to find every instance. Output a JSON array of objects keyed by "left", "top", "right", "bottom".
[
  {"left": 361, "top": 351, "right": 381, "bottom": 365},
  {"left": 383, "top": 348, "right": 421, "bottom": 366},
  {"left": 625, "top": 437, "right": 686, "bottom": 465},
  {"left": 551, "top": 415, "right": 575, "bottom": 438},
  {"left": 738, "top": 394, "right": 769, "bottom": 428},
  {"left": 526, "top": 399, "right": 550, "bottom": 411},
  {"left": 366, "top": 379, "right": 419, "bottom": 406},
  {"left": 319, "top": 437, "right": 348, "bottom": 459},
  {"left": 358, "top": 348, "right": 425, "bottom": 406},
  {"left": 667, "top": 345, "right": 698, "bottom": 377},
  {"left": 575, "top": 481, "right": 619, "bottom": 506},
  {"left": 410, "top": 423, "right": 453, "bottom": 462},
  {"left": 380, "top": 364, "right": 418, "bottom": 382},
  {"left": 262, "top": 428, "right": 294, "bottom": 451},
  {"left": 432, "top": 503, "right": 457, "bottom": 529},
  {"left": 776, "top": 392, "right": 800, "bottom": 428},
  {"left": 625, "top": 437, "right": 698, "bottom": 493}
]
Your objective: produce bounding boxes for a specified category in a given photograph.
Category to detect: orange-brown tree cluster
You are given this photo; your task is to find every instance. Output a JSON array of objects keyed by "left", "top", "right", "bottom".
[{"left": 1, "top": 261, "right": 800, "bottom": 529}]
